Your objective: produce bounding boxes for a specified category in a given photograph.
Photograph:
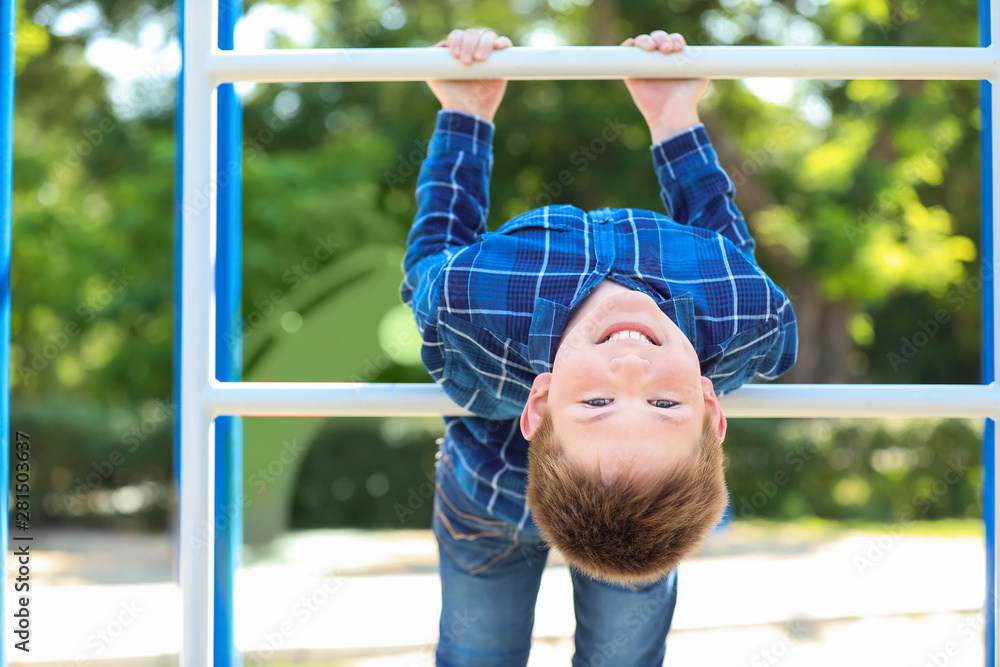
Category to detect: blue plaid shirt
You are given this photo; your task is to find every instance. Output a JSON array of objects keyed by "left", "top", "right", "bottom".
[{"left": 402, "top": 110, "right": 797, "bottom": 531}]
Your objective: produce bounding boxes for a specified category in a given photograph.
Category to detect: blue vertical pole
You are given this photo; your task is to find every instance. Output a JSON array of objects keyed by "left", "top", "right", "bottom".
[
  {"left": 215, "top": 0, "right": 243, "bottom": 665},
  {"left": 172, "top": 0, "right": 185, "bottom": 588},
  {"left": 981, "top": 0, "right": 996, "bottom": 663},
  {"left": 0, "top": 2, "right": 14, "bottom": 665}
]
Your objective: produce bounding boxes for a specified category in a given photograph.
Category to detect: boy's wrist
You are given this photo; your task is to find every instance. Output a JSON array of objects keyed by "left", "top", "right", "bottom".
[
  {"left": 648, "top": 106, "right": 701, "bottom": 144},
  {"left": 651, "top": 122, "right": 710, "bottom": 167}
]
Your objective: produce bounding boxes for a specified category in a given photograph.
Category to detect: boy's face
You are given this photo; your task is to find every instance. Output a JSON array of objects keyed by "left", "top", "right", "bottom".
[{"left": 520, "top": 287, "right": 726, "bottom": 482}]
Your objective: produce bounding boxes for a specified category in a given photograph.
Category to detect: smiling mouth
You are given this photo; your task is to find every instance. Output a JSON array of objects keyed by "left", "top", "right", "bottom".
[{"left": 599, "top": 326, "right": 659, "bottom": 345}]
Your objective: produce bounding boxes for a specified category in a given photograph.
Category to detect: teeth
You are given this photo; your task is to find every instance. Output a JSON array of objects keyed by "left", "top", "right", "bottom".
[{"left": 602, "top": 329, "right": 654, "bottom": 344}]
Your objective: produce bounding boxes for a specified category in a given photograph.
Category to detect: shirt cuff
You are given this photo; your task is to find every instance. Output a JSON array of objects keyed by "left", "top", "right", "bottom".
[
  {"left": 432, "top": 110, "right": 496, "bottom": 156},
  {"left": 650, "top": 123, "right": 712, "bottom": 172}
]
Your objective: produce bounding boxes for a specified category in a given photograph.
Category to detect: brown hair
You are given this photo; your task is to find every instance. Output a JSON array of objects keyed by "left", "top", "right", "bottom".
[{"left": 525, "top": 408, "right": 727, "bottom": 586}]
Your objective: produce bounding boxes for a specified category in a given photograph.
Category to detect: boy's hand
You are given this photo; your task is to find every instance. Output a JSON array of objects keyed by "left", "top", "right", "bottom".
[
  {"left": 427, "top": 29, "right": 512, "bottom": 123},
  {"left": 622, "top": 31, "right": 710, "bottom": 144}
]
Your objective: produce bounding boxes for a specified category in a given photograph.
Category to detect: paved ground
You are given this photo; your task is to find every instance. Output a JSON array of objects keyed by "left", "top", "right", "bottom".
[{"left": 5, "top": 523, "right": 989, "bottom": 666}]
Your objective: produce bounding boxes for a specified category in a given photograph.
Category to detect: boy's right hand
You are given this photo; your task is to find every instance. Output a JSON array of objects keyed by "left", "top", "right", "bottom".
[
  {"left": 427, "top": 29, "right": 512, "bottom": 124},
  {"left": 622, "top": 31, "right": 710, "bottom": 143}
]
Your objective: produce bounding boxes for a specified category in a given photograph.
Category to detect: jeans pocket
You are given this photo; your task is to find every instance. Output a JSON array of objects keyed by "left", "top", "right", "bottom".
[{"left": 433, "top": 465, "right": 518, "bottom": 576}]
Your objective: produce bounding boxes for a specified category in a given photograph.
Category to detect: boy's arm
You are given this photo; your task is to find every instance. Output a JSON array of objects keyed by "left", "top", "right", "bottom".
[
  {"left": 402, "top": 110, "right": 496, "bottom": 280},
  {"left": 402, "top": 30, "right": 510, "bottom": 320},
  {"left": 709, "top": 297, "right": 798, "bottom": 395},
  {"left": 756, "top": 300, "right": 799, "bottom": 382},
  {"left": 651, "top": 123, "right": 756, "bottom": 258},
  {"left": 622, "top": 31, "right": 756, "bottom": 258}
]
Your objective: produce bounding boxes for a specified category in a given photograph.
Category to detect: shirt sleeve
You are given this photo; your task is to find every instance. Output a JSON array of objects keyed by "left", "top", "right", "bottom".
[
  {"left": 755, "top": 298, "right": 799, "bottom": 384},
  {"left": 707, "top": 291, "right": 799, "bottom": 396},
  {"left": 651, "top": 123, "right": 757, "bottom": 260},
  {"left": 400, "top": 110, "right": 495, "bottom": 380},
  {"left": 402, "top": 108, "right": 495, "bottom": 281}
]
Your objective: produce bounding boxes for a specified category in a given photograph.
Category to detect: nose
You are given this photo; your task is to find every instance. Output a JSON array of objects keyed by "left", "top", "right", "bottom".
[{"left": 609, "top": 354, "right": 652, "bottom": 383}]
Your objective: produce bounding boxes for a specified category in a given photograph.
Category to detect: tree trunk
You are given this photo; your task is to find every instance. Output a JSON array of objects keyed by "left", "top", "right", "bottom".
[
  {"left": 593, "top": 0, "right": 620, "bottom": 45},
  {"left": 779, "top": 277, "right": 855, "bottom": 384}
]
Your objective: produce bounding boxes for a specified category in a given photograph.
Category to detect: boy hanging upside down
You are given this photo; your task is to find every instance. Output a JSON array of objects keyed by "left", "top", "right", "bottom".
[{"left": 400, "top": 28, "right": 798, "bottom": 666}]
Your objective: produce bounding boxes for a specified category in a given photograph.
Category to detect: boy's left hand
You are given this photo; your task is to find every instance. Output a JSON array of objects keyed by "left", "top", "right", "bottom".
[
  {"left": 622, "top": 31, "right": 710, "bottom": 143},
  {"left": 427, "top": 29, "right": 512, "bottom": 123}
]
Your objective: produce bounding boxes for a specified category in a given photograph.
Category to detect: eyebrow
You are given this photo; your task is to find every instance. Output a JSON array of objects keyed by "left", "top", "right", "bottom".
[
  {"left": 575, "top": 411, "right": 613, "bottom": 424},
  {"left": 573, "top": 409, "right": 682, "bottom": 424}
]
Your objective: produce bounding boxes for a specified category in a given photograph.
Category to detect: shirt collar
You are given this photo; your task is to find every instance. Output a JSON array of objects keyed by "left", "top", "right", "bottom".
[{"left": 527, "top": 291, "right": 699, "bottom": 374}]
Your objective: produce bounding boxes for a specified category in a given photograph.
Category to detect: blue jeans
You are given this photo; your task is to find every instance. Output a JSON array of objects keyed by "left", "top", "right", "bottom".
[{"left": 433, "top": 452, "right": 678, "bottom": 667}]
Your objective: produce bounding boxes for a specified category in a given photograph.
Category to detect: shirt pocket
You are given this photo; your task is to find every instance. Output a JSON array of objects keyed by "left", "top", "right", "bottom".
[
  {"left": 710, "top": 322, "right": 777, "bottom": 394},
  {"left": 438, "top": 312, "right": 532, "bottom": 420}
]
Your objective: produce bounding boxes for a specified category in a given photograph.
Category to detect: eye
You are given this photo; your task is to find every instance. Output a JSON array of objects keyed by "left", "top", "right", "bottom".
[
  {"left": 583, "top": 398, "right": 612, "bottom": 407},
  {"left": 649, "top": 399, "right": 678, "bottom": 408}
]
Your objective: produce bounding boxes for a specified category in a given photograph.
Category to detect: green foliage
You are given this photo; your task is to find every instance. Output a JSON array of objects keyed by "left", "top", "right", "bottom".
[
  {"left": 10, "top": 397, "right": 174, "bottom": 530},
  {"left": 725, "top": 418, "right": 983, "bottom": 522},
  {"left": 14, "top": 5, "right": 49, "bottom": 73},
  {"left": 290, "top": 418, "right": 440, "bottom": 529},
  {"left": 9, "top": 0, "right": 992, "bottom": 531}
]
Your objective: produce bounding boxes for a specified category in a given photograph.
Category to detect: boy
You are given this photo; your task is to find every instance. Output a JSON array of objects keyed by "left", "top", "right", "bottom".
[{"left": 401, "top": 28, "right": 797, "bottom": 666}]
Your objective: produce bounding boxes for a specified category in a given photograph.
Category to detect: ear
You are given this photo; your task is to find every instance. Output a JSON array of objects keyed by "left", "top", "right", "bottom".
[
  {"left": 701, "top": 376, "right": 727, "bottom": 441},
  {"left": 521, "top": 372, "right": 552, "bottom": 440}
]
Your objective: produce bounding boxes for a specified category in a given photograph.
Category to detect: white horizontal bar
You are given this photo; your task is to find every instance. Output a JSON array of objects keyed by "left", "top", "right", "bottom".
[
  {"left": 203, "top": 46, "right": 1000, "bottom": 84},
  {"left": 719, "top": 383, "right": 999, "bottom": 418},
  {"left": 205, "top": 380, "right": 464, "bottom": 418},
  {"left": 205, "top": 381, "right": 999, "bottom": 419}
]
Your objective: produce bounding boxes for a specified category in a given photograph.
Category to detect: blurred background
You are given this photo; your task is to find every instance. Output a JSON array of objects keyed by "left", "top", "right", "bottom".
[{"left": 7, "top": 0, "right": 991, "bottom": 664}]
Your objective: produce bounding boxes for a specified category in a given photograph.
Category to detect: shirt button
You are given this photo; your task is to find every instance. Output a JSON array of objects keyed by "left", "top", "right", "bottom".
[{"left": 590, "top": 207, "right": 611, "bottom": 223}]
